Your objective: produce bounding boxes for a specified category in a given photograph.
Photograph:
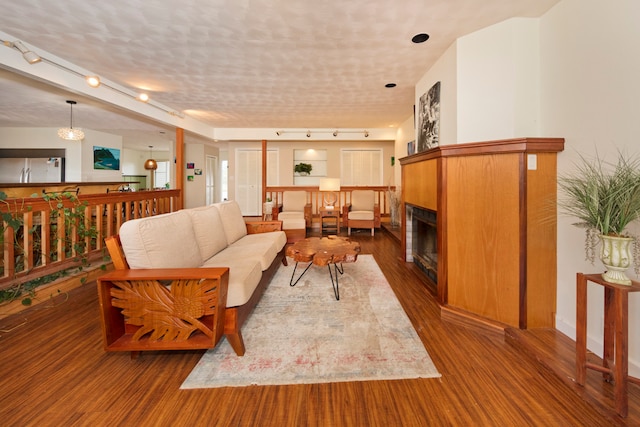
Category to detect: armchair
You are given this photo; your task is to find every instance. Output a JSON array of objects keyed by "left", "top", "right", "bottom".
[
  {"left": 273, "top": 190, "right": 312, "bottom": 243},
  {"left": 342, "top": 190, "right": 381, "bottom": 236}
]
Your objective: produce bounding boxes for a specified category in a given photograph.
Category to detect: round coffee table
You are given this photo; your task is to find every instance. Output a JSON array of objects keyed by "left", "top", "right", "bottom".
[{"left": 285, "top": 236, "right": 361, "bottom": 300}]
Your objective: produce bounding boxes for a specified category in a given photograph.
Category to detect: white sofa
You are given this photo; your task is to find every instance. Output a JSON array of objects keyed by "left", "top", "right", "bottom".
[{"left": 107, "top": 200, "right": 287, "bottom": 356}]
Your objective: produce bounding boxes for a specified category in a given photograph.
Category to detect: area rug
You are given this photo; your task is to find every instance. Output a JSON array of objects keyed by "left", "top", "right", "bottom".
[{"left": 181, "top": 254, "right": 440, "bottom": 389}]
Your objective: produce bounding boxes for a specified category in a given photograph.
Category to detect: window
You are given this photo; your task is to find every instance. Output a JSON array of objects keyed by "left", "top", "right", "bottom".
[{"left": 341, "top": 149, "right": 382, "bottom": 186}]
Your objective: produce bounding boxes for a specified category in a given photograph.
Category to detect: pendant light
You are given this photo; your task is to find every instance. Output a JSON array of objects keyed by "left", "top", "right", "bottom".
[
  {"left": 144, "top": 145, "right": 158, "bottom": 189},
  {"left": 144, "top": 145, "right": 158, "bottom": 171},
  {"left": 57, "top": 100, "right": 85, "bottom": 141}
]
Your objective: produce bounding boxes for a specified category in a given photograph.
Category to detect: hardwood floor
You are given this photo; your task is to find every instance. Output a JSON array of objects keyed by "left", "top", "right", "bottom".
[{"left": 0, "top": 227, "right": 637, "bottom": 426}]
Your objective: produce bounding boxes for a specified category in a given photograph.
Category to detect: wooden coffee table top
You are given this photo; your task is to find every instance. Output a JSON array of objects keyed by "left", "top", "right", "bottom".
[{"left": 285, "top": 236, "right": 361, "bottom": 267}]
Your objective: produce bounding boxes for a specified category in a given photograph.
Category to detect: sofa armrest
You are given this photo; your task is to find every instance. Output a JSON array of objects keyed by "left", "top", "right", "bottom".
[
  {"left": 246, "top": 220, "right": 283, "bottom": 234},
  {"left": 342, "top": 203, "right": 351, "bottom": 223},
  {"left": 272, "top": 203, "right": 283, "bottom": 220},
  {"left": 304, "top": 203, "right": 312, "bottom": 228},
  {"left": 97, "top": 267, "right": 229, "bottom": 352}
]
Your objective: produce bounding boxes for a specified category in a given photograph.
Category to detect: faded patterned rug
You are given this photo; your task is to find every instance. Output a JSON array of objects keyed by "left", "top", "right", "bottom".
[{"left": 181, "top": 254, "right": 440, "bottom": 388}]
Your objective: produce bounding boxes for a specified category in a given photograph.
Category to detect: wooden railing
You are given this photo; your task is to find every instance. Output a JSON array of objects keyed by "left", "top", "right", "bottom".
[
  {"left": 0, "top": 189, "right": 180, "bottom": 290},
  {"left": 265, "top": 186, "right": 398, "bottom": 219}
]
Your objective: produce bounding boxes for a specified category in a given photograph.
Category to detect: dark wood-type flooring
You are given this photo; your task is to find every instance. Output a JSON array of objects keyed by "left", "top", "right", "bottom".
[{"left": 1, "top": 227, "right": 638, "bottom": 426}]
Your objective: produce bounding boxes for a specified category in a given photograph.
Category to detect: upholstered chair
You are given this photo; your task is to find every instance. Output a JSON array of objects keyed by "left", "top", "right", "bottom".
[
  {"left": 274, "top": 190, "right": 311, "bottom": 242},
  {"left": 342, "top": 190, "right": 381, "bottom": 236}
]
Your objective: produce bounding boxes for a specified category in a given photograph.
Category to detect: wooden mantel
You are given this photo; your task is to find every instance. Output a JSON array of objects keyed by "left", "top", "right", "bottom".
[{"left": 400, "top": 137, "right": 565, "bottom": 330}]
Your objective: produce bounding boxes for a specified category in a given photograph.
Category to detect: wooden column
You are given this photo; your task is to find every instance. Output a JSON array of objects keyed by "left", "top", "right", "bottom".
[
  {"left": 175, "top": 128, "right": 184, "bottom": 210},
  {"left": 262, "top": 139, "right": 267, "bottom": 205}
]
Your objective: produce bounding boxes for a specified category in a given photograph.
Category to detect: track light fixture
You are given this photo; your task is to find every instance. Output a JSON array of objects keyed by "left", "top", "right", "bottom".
[
  {"left": 2, "top": 39, "right": 41, "bottom": 64},
  {"left": 274, "top": 129, "right": 370, "bottom": 138},
  {"left": 85, "top": 75, "right": 101, "bottom": 88}
]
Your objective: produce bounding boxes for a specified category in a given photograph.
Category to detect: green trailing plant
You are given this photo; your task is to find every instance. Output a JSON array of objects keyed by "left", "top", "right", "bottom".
[
  {"left": 294, "top": 163, "right": 313, "bottom": 175},
  {"left": 0, "top": 191, "right": 100, "bottom": 306},
  {"left": 557, "top": 150, "right": 640, "bottom": 272}
]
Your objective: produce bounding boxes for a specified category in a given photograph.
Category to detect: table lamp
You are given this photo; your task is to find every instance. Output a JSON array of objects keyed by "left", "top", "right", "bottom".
[{"left": 319, "top": 178, "right": 340, "bottom": 208}]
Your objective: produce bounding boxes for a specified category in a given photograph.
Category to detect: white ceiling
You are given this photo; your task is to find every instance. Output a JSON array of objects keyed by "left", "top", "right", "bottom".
[{"left": 0, "top": 0, "right": 559, "bottom": 150}]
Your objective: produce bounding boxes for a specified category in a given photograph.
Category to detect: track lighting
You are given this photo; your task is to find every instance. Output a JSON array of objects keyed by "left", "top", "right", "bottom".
[
  {"left": 273, "top": 129, "right": 370, "bottom": 138},
  {"left": 1, "top": 38, "right": 183, "bottom": 117},
  {"left": 2, "top": 40, "right": 41, "bottom": 64},
  {"left": 86, "top": 75, "right": 101, "bottom": 88}
]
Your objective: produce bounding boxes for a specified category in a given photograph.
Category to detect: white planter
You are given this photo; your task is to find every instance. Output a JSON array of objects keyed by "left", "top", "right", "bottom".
[{"left": 600, "top": 234, "right": 633, "bottom": 285}]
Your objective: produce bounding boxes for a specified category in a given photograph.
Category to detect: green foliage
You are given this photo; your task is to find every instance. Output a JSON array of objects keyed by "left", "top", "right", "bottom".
[
  {"left": 0, "top": 191, "right": 99, "bottom": 305},
  {"left": 294, "top": 163, "right": 313, "bottom": 174},
  {"left": 557, "top": 151, "right": 640, "bottom": 236}
]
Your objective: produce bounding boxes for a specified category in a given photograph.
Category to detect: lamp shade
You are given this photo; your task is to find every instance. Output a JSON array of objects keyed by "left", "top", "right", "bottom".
[
  {"left": 319, "top": 178, "right": 340, "bottom": 192},
  {"left": 319, "top": 178, "right": 340, "bottom": 207},
  {"left": 144, "top": 158, "right": 158, "bottom": 170}
]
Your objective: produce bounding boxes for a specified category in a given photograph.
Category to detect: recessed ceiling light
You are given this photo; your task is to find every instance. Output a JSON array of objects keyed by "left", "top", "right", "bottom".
[
  {"left": 411, "top": 33, "right": 430, "bottom": 44},
  {"left": 385, "top": 83, "right": 397, "bottom": 88}
]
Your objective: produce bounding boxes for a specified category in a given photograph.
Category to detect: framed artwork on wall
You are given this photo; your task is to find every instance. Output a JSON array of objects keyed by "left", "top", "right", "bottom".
[
  {"left": 417, "top": 81, "right": 441, "bottom": 153},
  {"left": 93, "top": 146, "right": 120, "bottom": 170}
]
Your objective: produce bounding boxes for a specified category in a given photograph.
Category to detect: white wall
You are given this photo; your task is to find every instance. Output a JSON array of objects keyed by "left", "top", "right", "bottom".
[
  {"left": 539, "top": 0, "right": 640, "bottom": 374},
  {"left": 415, "top": 40, "right": 457, "bottom": 146},
  {"left": 80, "top": 129, "right": 123, "bottom": 182},
  {"left": 184, "top": 143, "right": 220, "bottom": 208},
  {"left": 456, "top": 18, "right": 541, "bottom": 142},
  {"left": 394, "top": 115, "right": 415, "bottom": 186}
]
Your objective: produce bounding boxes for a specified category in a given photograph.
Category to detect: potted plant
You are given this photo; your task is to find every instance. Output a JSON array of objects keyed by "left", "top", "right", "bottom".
[
  {"left": 294, "top": 163, "right": 313, "bottom": 175},
  {"left": 557, "top": 151, "right": 640, "bottom": 285}
]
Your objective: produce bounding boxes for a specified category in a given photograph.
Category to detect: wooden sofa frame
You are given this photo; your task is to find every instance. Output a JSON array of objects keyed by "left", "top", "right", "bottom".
[{"left": 102, "top": 221, "right": 286, "bottom": 357}]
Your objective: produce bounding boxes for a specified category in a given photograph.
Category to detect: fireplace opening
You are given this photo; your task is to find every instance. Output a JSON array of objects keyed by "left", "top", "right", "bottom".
[{"left": 411, "top": 207, "right": 438, "bottom": 284}]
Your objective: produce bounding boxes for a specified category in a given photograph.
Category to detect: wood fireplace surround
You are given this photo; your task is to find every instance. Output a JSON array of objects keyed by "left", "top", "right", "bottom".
[{"left": 400, "top": 138, "right": 565, "bottom": 330}]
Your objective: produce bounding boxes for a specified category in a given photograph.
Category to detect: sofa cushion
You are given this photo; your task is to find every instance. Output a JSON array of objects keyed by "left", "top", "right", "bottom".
[
  {"left": 186, "top": 205, "right": 228, "bottom": 260},
  {"left": 201, "top": 257, "right": 262, "bottom": 307},
  {"left": 214, "top": 243, "right": 277, "bottom": 271},
  {"left": 282, "top": 191, "right": 307, "bottom": 211},
  {"left": 213, "top": 201, "right": 248, "bottom": 245},
  {"left": 231, "top": 230, "right": 287, "bottom": 254},
  {"left": 119, "top": 210, "right": 202, "bottom": 269},
  {"left": 350, "top": 190, "right": 375, "bottom": 211},
  {"left": 348, "top": 211, "right": 375, "bottom": 220}
]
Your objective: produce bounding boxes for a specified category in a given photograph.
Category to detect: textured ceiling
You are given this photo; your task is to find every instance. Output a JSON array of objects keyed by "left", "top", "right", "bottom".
[{"left": 0, "top": 0, "right": 559, "bottom": 149}]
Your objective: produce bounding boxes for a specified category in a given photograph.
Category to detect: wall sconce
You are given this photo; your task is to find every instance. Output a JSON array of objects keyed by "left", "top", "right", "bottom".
[{"left": 319, "top": 178, "right": 341, "bottom": 208}]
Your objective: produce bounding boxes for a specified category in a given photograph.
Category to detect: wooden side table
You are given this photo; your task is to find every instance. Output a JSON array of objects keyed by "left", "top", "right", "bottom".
[
  {"left": 320, "top": 207, "right": 340, "bottom": 235},
  {"left": 576, "top": 272, "right": 640, "bottom": 417}
]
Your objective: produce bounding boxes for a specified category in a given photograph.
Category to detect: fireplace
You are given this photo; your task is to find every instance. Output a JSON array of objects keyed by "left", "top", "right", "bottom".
[{"left": 406, "top": 205, "right": 438, "bottom": 283}]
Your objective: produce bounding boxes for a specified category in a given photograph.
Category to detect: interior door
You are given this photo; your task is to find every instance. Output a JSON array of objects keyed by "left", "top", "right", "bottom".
[
  {"left": 235, "top": 149, "right": 261, "bottom": 215},
  {"left": 206, "top": 155, "right": 218, "bottom": 205}
]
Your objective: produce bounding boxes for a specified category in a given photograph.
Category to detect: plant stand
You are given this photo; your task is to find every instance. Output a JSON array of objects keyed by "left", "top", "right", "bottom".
[{"left": 576, "top": 272, "right": 640, "bottom": 417}]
